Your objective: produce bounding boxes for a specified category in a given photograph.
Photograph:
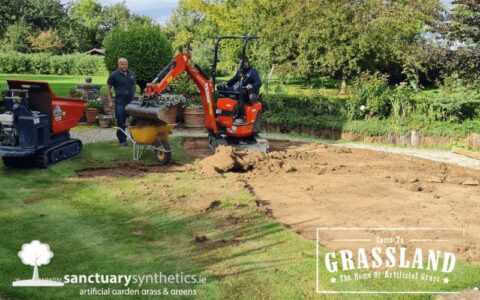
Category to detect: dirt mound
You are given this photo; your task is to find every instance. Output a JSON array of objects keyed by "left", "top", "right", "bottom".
[
  {"left": 196, "top": 142, "right": 316, "bottom": 177},
  {"left": 197, "top": 146, "right": 265, "bottom": 177}
]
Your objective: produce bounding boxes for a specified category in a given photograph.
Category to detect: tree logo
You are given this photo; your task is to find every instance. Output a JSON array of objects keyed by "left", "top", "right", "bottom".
[{"left": 12, "top": 240, "right": 64, "bottom": 287}]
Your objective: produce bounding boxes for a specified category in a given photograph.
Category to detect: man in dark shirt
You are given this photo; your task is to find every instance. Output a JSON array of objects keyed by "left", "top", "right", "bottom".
[
  {"left": 107, "top": 57, "right": 136, "bottom": 146},
  {"left": 217, "top": 57, "right": 262, "bottom": 124}
]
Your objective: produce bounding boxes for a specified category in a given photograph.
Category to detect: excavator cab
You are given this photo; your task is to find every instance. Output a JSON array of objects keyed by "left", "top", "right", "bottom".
[{"left": 212, "top": 36, "right": 264, "bottom": 139}]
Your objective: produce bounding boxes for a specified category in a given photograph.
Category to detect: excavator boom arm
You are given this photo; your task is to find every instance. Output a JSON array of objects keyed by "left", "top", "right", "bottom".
[{"left": 145, "top": 53, "right": 217, "bottom": 133}]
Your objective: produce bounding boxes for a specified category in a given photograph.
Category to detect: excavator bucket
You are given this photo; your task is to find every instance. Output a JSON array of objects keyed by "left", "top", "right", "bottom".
[{"left": 125, "top": 101, "right": 168, "bottom": 123}]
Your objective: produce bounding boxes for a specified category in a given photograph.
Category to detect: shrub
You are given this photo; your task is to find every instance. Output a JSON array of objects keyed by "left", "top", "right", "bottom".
[
  {"left": 263, "top": 94, "right": 346, "bottom": 118},
  {"left": 262, "top": 94, "right": 347, "bottom": 130},
  {"left": 347, "top": 72, "right": 392, "bottom": 120},
  {"left": 27, "top": 30, "right": 64, "bottom": 54},
  {"left": 415, "top": 88, "right": 480, "bottom": 123},
  {"left": 388, "top": 84, "right": 416, "bottom": 120},
  {"left": 0, "top": 52, "right": 107, "bottom": 75},
  {"left": 0, "top": 22, "right": 31, "bottom": 53},
  {"left": 103, "top": 24, "right": 173, "bottom": 91}
]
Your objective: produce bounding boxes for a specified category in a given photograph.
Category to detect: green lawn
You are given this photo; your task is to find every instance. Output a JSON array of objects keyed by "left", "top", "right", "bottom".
[
  {"left": 0, "top": 137, "right": 479, "bottom": 299},
  {"left": 0, "top": 74, "right": 109, "bottom": 97}
]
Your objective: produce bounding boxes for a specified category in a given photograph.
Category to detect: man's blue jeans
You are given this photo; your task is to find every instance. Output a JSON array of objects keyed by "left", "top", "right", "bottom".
[{"left": 115, "top": 102, "right": 128, "bottom": 143}]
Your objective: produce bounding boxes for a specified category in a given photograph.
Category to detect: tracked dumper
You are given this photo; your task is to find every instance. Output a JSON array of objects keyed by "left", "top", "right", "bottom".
[{"left": 0, "top": 80, "right": 86, "bottom": 168}]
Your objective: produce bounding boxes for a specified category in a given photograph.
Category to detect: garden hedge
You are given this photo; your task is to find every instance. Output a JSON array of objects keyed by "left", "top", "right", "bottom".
[{"left": 0, "top": 52, "right": 107, "bottom": 75}]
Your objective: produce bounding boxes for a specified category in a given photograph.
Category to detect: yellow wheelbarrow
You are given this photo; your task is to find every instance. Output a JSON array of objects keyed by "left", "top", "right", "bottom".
[{"left": 116, "top": 123, "right": 175, "bottom": 164}]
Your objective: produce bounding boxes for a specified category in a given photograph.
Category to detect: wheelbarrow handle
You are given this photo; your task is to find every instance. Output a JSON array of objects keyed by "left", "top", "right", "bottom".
[{"left": 113, "top": 126, "right": 134, "bottom": 143}]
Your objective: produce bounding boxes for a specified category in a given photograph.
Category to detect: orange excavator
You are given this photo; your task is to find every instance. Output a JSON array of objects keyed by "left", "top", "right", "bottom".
[{"left": 127, "top": 36, "right": 268, "bottom": 152}]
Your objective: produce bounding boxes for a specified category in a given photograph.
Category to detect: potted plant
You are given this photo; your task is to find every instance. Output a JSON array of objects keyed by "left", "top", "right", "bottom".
[
  {"left": 86, "top": 99, "right": 103, "bottom": 125},
  {"left": 98, "top": 113, "right": 114, "bottom": 128},
  {"left": 150, "top": 94, "right": 187, "bottom": 124},
  {"left": 68, "top": 88, "right": 83, "bottom": 99},
  {"left": 183, "top": 94, "right": 204, "bottom": 128},
  {"left": 169, "top": 74, "right": 205, "bottom": 127}
]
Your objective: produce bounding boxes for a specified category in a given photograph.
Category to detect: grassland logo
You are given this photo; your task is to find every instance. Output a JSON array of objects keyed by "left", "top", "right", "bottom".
[
  {"left": 316, "top": 228, "right": 465, "bottom": 295},
  {"left": 12, "top": 240, "right": 64, "bottom": 287}
]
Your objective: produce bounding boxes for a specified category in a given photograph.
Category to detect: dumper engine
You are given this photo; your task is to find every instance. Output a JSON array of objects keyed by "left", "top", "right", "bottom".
[
  {"left": 0, "top": 81, "right": 87, "bottom": 168},
  {"left": 0, "top": 89, "right": 49, "bottom": 149}
]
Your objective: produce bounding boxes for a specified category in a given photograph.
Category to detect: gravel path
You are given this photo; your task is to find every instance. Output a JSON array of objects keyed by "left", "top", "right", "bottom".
[
  {"left": 71, "top": 128, "right": 117, "bottom": 144},
  {"left": 71, "top": 127, "right": 480, "bottom": 171}
]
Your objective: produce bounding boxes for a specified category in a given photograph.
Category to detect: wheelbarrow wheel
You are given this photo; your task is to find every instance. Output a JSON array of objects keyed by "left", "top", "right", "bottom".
[{"left": 155, "top": 140, "right": 172, "bottom": 165}]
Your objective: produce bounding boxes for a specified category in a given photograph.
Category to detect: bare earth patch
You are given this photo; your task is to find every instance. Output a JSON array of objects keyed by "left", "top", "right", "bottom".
[
  {"left": 76, "top": 159, "right": 187, "bottom": 178},
  {"left": 192, "top": 139, "right": 480, "bottom": 263}
]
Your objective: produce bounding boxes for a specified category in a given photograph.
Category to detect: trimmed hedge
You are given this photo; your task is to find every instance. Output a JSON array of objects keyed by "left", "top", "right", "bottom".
[
  {"left": 263, "top": 94, "right": 346, "bottom": 118},
  {"left": 262, "top": 92, "right": 480, "bottom": 138},
  {"left": 262, "top": 94, "right": 347, "bottom": 130},
  {"left": 0, "top": 52, "right": 107, "bottom": 75}
]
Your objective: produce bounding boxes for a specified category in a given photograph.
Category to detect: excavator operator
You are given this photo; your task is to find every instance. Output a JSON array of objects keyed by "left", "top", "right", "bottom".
[{"left": 217, "top": 57, "right": 262, "bottom": 124}]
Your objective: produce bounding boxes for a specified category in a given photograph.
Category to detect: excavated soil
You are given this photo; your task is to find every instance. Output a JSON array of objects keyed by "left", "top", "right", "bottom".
[
  {"left": 181, "top": 138, "right": 306, "bottom": 159},
  {"left": 192, "top": 139, "right": 480, "bottom": 263}
]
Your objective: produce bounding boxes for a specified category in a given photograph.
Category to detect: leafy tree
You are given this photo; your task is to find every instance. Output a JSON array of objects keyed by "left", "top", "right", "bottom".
[
  {"left": 0, "top": 0, "right": 68, "bottom": 37},
  {"left": 70, "top": 0, "right": 103, "bottom": 51},
  {"left": 103, "top": 24, "right": 173, "bottom": 91},
  {"left": 130, "top": 15, "right": 155, "bottom": 26},
  {"left": 429, "top": 0, "right": 480, "bottom": 81},
  {"left": 448, "top": 0, "right": 480, "bottom": 44},
  {"left": 28, "top": 30, "right": 64, "bottom": 54},
  {"left": 0, "top": 0, "right": 26, "bottom": 37},
  {"left": 265, "top": 0, "right": 441, "bottom": 91},
  {"left": 0, "top": 0, "right": 79, "bottom": 53},
  {"left": 101, "top": 2, "right": 131, "bottom": 31},
  {"left": 167, "top": 0, "right": 441, "bottom": 88},
  {"left": 0, "top": 22, "right": 32, "bottom": 52},
  {"left": 22, "top": 0, "right": 69, "bottom": 30}
]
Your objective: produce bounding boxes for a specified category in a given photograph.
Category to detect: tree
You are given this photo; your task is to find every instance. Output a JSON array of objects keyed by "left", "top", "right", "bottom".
[
  {"left": 0, "top": 0, "right": 69, "bottom": 39},
  {"left": 165, "top": 0, "right": 218, "bottom": 66},
  {"left": 448, "top": 0, "right": 480, "bottom": 44},
  {"left": 22, "top": 0, "right": 69, "bottom": 30},
  {"left": 104, "top": 24, "right": 173, "bottom": 91},
  {"left": 0, "top": 0, "right": 26, "bottom": 37},
  {"left": 431, "top": 0, "right": 480, "bottom": 81},
  {"left": 0, "top": 22, "right": 31, "bottom": 52},
  {"left": 28, "top": 30, "right": 64, "bottom": 54},
  {"left": 70, "top": 0, "right": 103, "bottom": 51},
  {"left": 101, "top": 2, "right": 131, "bottom": 31},
  {"left": 167, "top": 0, "right": 441, "bottom": 88},
  {"left": 264, "top": 0, "right": 442, "bottom": 91},
  {"left": 18, "top": 240, "right": 53, "bottom": 281}
]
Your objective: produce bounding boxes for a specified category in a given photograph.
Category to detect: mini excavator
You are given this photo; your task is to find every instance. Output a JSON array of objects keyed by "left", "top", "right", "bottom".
[{"left": 126, "top": 35, "right": 268, "bottom": 152}]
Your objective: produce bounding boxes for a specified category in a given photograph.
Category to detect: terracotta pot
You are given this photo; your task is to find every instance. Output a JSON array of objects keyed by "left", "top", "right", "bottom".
[
  {"left": 165, "top": 105, "right": 179, "bottom": 124},
  {"left": 99, "top": 118, "right": 111, "bottom": 128},
  {"left": 86, "top": 108, "right": 99, "bottom": 125},
  {"left": 183, "top": 106, "right": 204, "bottom": 128}
]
